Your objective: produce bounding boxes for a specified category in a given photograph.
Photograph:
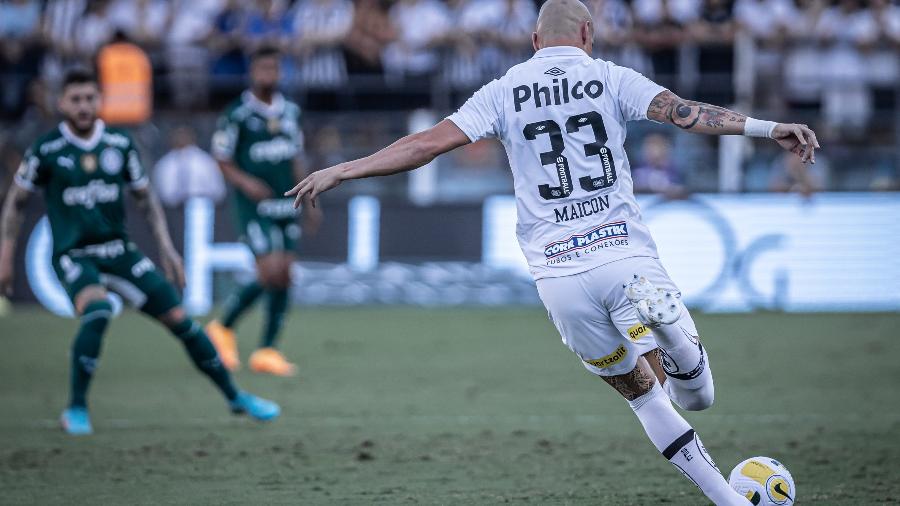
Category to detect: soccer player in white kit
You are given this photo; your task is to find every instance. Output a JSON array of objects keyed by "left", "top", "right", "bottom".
[{"left": 286, "top": 1, "right": 819, "bottom": 503}]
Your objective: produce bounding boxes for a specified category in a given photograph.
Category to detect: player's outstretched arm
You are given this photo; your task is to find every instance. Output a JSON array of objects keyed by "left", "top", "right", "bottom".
[
  {"left": 131, "top": 186, "right": 186, "bottom": 288},
  {"left": 0, "top": 184, "right": 31, "bottom": 295},
  {"left": 647, "top": 90, "right": 820, "bottom": 164},
  {"left": 286, "top": 120, "right": 471, "bottom": 208}
]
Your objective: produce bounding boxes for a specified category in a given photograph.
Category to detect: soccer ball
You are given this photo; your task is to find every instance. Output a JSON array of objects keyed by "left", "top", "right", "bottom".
[{"left": 728, "top": 456, "right": 795, "bottom": 505}]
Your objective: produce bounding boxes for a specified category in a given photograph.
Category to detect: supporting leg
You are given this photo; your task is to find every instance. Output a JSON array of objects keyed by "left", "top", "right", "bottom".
[{"left": 603, "top": 357, "right": 750, "bottom": 506}]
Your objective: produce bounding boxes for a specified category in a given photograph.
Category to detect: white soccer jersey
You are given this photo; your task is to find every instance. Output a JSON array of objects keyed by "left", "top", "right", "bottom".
[{"left": 447, "top": 45, "right": 666, "bottom": 280}]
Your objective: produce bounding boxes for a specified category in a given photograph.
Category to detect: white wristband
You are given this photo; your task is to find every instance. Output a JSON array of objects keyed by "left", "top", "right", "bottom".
[{"left": 744, "top": 118, "right": 778, "bottom": 138}]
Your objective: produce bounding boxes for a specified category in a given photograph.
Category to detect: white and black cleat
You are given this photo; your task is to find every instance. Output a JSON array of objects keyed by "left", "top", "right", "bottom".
[{"left": 623, "top": 274, "right": 682, "bottom": 327}]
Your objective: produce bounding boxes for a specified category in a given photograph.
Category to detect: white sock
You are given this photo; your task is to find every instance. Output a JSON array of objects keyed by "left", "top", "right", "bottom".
[
  {"left": 663, "top": 372, "right": 715, "bottom": 412},
  {"left": 651, "top": 308, "right": 715, "bottom": 409},
  {"left": 629, "top": 383, "right": 750, "bottom": 506}
]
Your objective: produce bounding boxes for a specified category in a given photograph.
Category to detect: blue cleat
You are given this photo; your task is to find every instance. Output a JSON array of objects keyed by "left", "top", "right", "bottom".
[
  {"left": 229, "top": 391, "right": 281, "bottom": 422},
  {"left": 60, "top": 406, "right": 93, "bottom": 435}
]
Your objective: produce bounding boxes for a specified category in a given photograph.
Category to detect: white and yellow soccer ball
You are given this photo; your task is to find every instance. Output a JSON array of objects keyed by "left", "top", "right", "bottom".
[{"left": 728, "top": 456, "right": 795, "bottom": 506}]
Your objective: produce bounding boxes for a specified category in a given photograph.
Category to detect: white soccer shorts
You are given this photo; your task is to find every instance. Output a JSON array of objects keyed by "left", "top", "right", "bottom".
[{"left": 535, "top": 256, "right": 698, "bottom": 377}]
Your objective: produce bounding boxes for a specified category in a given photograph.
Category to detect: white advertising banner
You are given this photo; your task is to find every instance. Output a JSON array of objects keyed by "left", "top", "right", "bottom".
[{"left": 483, "top": 193, "right": 900, "bottom": 312}]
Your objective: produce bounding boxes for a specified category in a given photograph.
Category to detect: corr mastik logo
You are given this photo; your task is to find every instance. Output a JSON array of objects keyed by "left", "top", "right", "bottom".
[{"left": 544, "top": 221, "right": 628, "bottom": 258}]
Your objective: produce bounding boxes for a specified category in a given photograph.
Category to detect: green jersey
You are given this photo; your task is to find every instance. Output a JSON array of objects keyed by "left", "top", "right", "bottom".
[
  {"left": 14, "top": 120, "right": 148, "bottom": 257},
  {"left": 212, "top": 91, "right": 303, "bottom": 224}
]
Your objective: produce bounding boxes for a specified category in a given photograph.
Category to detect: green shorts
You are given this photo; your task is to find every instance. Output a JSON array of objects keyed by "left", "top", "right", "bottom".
[
  {"left": 241, "top": 218, "right": 299, "bottom": 257},
  {"left": 52, "top": 239, "right": 181, "bottom": 317}
]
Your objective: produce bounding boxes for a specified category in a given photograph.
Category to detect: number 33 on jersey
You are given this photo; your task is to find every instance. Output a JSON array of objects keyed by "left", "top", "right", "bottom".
[{"left": 447, "top": 46, "right": 667, "bottom": 280}]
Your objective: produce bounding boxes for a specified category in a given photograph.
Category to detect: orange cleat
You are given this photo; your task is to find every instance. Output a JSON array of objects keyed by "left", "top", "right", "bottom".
[
  {"left": 248, "top": 348, "right": 297, "bottom": 377},
  {"left": 205, "top": 320, "right": 241, "bottom": 371}
]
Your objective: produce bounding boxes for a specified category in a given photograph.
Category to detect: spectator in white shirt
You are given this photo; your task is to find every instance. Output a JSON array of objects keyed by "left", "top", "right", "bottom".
[
  {"left": 75, "top": 0, "right": 116, "bottom": 59},
  {"left": 631, "top": 0, "right": 700, "bottom": 87},
  {"left": 816, "top": 0, "right": 878, "bottom": 134},
  {"left": 108, "top": 0, "right": 172, "bottom": 49},
  {"left": 587, "top": 0, "right": 636, "bottom": 62},
  {"left": 292, "top": 0, "right": 354, "bottom": 87},
  {"left": 442, "top": 0, "right": 534, "bottom": 87},
  {"left": 154, "top": 126, "right": 226, "bottom": 208},
  {"left": 383, "top": 0, "right": 451, "bottom": 80},
  {"left": 165, "top": 0, "right": 220, "bottom": 107},
  {"left": 734, "top": 0, "right": 798, "bottom": 106},
  {"left": 472, "top": 0, "right": 536, "bottom": 77}
]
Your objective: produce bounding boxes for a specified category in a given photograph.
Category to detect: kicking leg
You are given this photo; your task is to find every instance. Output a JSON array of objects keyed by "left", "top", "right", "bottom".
[
  {"left": 625, "top": 275, "right": 714, "bottom": 411},
  {"left": 604, "top": 355, "right": 750, "bottom": 506},
  {"left": 61, "top": 285, "right": 111, "bottom": 435},
  {"left": 157, "top": 306, "right": 280, "bottom": 421}
]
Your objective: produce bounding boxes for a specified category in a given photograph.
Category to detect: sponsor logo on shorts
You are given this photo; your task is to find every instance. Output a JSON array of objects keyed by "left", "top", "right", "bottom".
[
  {"left": 627, "top": 323, "right": 651, "bottom": 342},
  {"left": 584, "top": 344, "right": 627, "bottom": 369},
  {"left": 257, "top": 198, "right": 298, "bottom": 219},
  {"left": 544, "top": 221, "right": 629, "bottom": 259},
  {"left": 131, "top": 257, "right": 155, "bottom": 278},
  {"left": 69, "top": 239, "right": 126, "bottom": 259}
]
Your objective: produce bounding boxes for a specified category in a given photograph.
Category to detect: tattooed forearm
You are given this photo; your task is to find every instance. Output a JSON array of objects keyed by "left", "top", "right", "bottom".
[
  {"left": 602, "top": 360, "right": 657, "bottom": 401},
  {"left": 132, "top": 187, "right": 176, "bottom": 252},
  {"left": 0, "top": 184, "right": 30, "bottom": 241},
  {"left": 647, "top": 90, "right": 746, "bottom": 135}
]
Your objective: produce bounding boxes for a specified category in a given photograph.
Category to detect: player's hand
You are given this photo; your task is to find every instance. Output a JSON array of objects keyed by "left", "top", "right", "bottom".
[
  {"left": 285, "top": 165, "right": 344, "bottom": 209},
  {"left": 772, "top": 123, "right": 820, "bottom": 164},
  {"left": 302, "top": 203, "right": 324, "bottom": 236},
  {"left": 0, "top": 257, "right": 13, "bottom": 297},
  {"left": 241, "top": 177, "right": 273, "bottom": 202},
  {"left": 160, "top": 246, "right": 186, "bottom": 289}
]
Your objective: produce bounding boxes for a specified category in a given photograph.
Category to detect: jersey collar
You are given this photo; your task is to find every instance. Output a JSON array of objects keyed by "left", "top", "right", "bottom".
[
  {"left": 243, "top": 90, "right": 285, "bottom": 118},
  {"left": 59, "top": 119, "right": 106, "bottom": 151},
  {"left": 532, "top": 46, "right": 590, "bottom": 59}
]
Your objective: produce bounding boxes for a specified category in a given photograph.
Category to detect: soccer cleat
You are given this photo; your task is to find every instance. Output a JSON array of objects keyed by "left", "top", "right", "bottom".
[
  {"left": 230, "top": 391, "right": 281, "bottom": 421},
  {"left": 205, "top": 320, "right": 240, "bottom": 371},
  {"left": 624, "top": 274, "right": 683, "bottom": 327},
  {"left": 248, "top": 348, "right": 297, "bottom": 377},
  {"left": 60, "top": 406, "right": 93, "bottom": 435}
]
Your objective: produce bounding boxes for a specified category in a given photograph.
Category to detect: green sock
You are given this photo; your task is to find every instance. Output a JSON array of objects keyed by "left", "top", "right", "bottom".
[
  {"left": 221, "top": 281, "right": 263, "bottom": 328},
  {"left": 70, "top": 300, "right": 113, "bottom": 408},
  {"left": 170, "top": 319, "right": 238, "bottom": 401},
  {"left": 261, "top": 288, "right": 289, "bottom": 349}
]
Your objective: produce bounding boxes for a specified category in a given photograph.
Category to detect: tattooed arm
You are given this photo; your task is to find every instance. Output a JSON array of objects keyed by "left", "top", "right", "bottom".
[
  {"left": 0, "top": 184, "right": 31, "bottom": 295},
  {"left": 602, "top": 354, "right": 658, "bottom": 401},
  {"left": 647, "top": 90, "right": 820, "bottom": 164},
  {"left": 131, "top": 186, "right": 185, "bottom": 288}
]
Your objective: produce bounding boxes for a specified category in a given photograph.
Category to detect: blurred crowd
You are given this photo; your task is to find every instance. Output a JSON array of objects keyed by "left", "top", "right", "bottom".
[
  {"left": 1, "top": 0, "right": 898, "bottom": 110},
  {"left": 1, "top": 0, "right": 898, "bottom": 197}
]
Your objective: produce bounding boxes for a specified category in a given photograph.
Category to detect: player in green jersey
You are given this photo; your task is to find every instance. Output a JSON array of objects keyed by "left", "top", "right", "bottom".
[
  {"left": 0, "top": 69, "right": 281, "bottom": 435},
  {"left": 205, "top": 46, "right": 322, "bottom": 377}
]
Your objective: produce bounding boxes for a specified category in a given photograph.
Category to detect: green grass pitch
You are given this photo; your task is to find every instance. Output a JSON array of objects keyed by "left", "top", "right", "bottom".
[{"left": 1, "top": 307, "right": 898, "bottom": 505}]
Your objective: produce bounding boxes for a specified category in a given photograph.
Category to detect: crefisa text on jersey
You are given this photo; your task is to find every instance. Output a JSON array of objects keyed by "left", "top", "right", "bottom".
[{"left": 514, "top": 78, "right": 604, "bottom": 112}]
